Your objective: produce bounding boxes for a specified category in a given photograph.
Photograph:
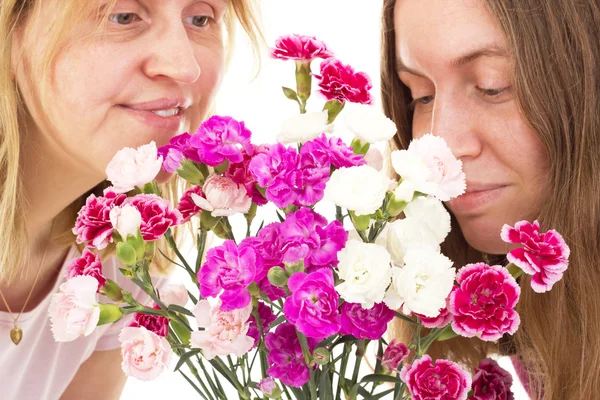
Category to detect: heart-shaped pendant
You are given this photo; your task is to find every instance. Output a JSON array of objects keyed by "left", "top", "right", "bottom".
[{"left": 10, "top": 327, "right": 22, "bottom": 345}]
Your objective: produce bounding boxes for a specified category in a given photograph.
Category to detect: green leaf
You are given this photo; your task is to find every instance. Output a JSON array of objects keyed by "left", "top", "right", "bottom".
[
  {"left": 174, "top": 349, "right": 201, "bottom": 372},
  {"left": 282, "top": 86, "right": 299, "bottom": 101},
  {"left": 318, "top": 366, "right": 334, "bottom": 399},
  {"left": 359, "top": 374, "right": 400, "bottom": 384},
  {"left": 168, "top": 304, "right": 194, "bottom": 317},
  {"left": 361, "top": 387, "right": 396, "bottom": 399}
]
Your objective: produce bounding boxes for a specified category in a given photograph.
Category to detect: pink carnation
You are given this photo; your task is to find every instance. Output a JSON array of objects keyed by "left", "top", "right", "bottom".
[
  {"left": 340, "top": 302, "right": 395, "bottom": 340},
  {"left": 265, "top": 323, "right": 318, "bottom": 388},
  {"left": 119, "top": 326, "right": 172, "bottom": 381},
  {"left": 191, "top": 174, "right": 252, "bottom": 217},
  {"left": 270, "top": 34, "right": 333, "bottom": 61},
  {"left": 247, "top": 301, "right": 277, "bottom": 349},
  {"left": 226, "top": 144, "right": 270, "bottom": 206},
  {"left": 198, "top": 239, "right": 262, "bottom": 311},
  {"left": 66, "top": 248, "right": 106, "bottom": 291},
  {"left": 501, "top": 220, "right": 570, "bottom": 293},
  {"left": 177, "top": 186, "right": 203, "bottom": 223},
  {"left": 380, "top": 339, "right": 410, "bottom": 371},
  {"left": 317, "top": 58, "right": 373, "bottom": 105},
  {"left": 449, "top": 263, "right": 521, "bottom": 342},
  {"left": 301, "top": 133, "right": 366, "bottom": 169},
  {"left": 125, "top": 194, "right": 183, "bottom": 241},
  {"left": 72, "top": 191, "right": 127, "bottom": 249},
  {"left": 416, "top": 297, "right": 453, "bottom": 329},
  {"left": 401, "top": 355, "right": 472, "bottom": 400},
  {"left": 283, "top": 268, "right": 341, "bottom": 339},
  {"left": 469, "top": 358, "right": 515, "bottom": 400},
  {"left": 189, "top": 116, "right": 253, "bottom": 167},
  {"left": 128, "top": 305, "right": 169, "bottom": 337}
]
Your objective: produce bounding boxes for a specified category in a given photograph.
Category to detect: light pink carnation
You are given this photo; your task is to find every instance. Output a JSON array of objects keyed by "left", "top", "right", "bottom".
[
  {"left": 159, "top": 283, "right": 188, "bottom": 307},
  {"left": 125, "top": 194, "right": 182, "bottom": 241},
  {"left": 392, "top": 134, "right": 466, "bottom": 201},
  {"left": 270, "top": 34, "right": 333, "bottom": 61},
  {"left": 72, "top": 191, "right": 127, "bottom": 249},
  {"left": 105, "top": 141, "right": 163, "bottom": 193},
  {"left": 400, "top": 355, "right": 472, "bottom": 400},
  {"left": 501, "top": 220, "right": 569, "bottom": 293},
  {"left": 119, "top": 326, "right": 172, "bottom": 381},
  {"left": 48, "top": 275, "right": 100, "bottom": 342},
  {"left": 190, "top": 299, "right": 254, "bottom": 360},
  {"left": 66, "top": 248, "right": 106, "bottom": 291},
  {"left": 449, "top": 263, "right": 521, "bottom": 341},
  {"left": 191, "top": 174, "right": 252, "bottom": 217}
]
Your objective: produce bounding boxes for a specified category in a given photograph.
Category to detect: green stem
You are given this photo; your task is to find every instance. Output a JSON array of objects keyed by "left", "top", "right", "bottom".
[
  {"left": 296, "top": 331, "right": 317, "bottom": 400},
  {"left": 165, "top": 229, "right": 196, "bottom": 282},
  {"left": 196, "top": 356, "right": 223, "bottom": 399},
  {"left": 335, "top": 342, "right": 352, "bottom": 400},
  {"left": 179, "top": 370, "right": 210, "bottom": 400},
  {"left": 196, "top": 230, "right": 208, "bottom": 274},
  {"left": 351, "top": 340, "right": 366, "bottom": 385}
]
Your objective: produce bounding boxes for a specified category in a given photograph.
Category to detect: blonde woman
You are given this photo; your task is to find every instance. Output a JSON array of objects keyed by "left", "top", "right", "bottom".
[
  {"left": 381, "top": 0, "right": 600, "bottom": 399},
  {"left": 0, "top": 0, "right": 261, "bottom": 399}
]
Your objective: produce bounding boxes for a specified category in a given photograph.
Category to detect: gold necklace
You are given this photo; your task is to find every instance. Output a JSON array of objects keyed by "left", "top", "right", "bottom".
[{"left": 0, "top": 221, "right": 54, "bottom": 345}]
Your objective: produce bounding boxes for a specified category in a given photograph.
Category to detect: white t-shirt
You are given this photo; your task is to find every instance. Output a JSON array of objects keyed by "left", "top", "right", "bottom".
[{"left": 0, "top": 246, "right": 161, "bottom": 400}]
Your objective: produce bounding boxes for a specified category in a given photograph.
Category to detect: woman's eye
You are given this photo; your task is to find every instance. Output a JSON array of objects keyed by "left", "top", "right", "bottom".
[
  {"left": 184, "top": 16, "right": 212, "bottom": 28},
  {"left": 477, "top": 87, "right": 510, "bottom": 97},
  {"left": 408, "top": 95, "right": 434, "bottom": 110},
  {"left": 108, "top": 13, "right": 139, "bottom": 25}
]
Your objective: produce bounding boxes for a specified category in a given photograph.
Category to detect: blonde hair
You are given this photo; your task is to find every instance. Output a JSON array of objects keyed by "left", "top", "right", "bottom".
[
  {"left": 381, "top": 0, "right": 600, "bottom": 398},
  {"left": 0, "top": 0, "right": 263, "bottom": 282}
]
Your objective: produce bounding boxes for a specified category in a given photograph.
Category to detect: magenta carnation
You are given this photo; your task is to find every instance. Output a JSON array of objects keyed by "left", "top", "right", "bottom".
[
  {"left": 270, "top": 34, "right": 333, "bottom": 61},
  {"left": 247, "top": 302, "right": 277, "bottom": 349},
  {"left": 157, "top": 133, "right": 199, "bottom": 172},
  {"left": 501, "top": 220, "right": 569, "bottom": 293},
  {"left": 249, "top": 143, "right": 300, "bottom": 208},
  {"left": 265, "top": 323, "right": 318, "bottom": 388},
  {"left": 317, "top": 58, "right": 373, "bottom": 105},
  {"left": 449, "top": 263, "right": 521, "bottom": 342},
  {"left": 66, "top": 248, "right": 106, "bottom": 291},
  {"left": 226, "top": 144, "right": 270, "bottom": 206},
  {"left": 189, "top": 116, "right": 253, "bottom": 167},
  {"left": 177, "top": 186, "right": 203, "bottom": 223},
  {"left": 198, "top": 239, "right": 262, "bottom": 311},
  {"left": 247, "top": 223, "right": 287, "bottom": 301},
  {"left": 125, "top": 194, "right": 182, "bottom": 241},
  {"left": 283, "top": 268, "right": 341, "bottom": 339},
  {"left": 302, "top": 134, "right": 366, "bottom": 169},
  {"left": 340, "top": 302, "right": 395, "bottom": 340},
  {"left": 295, "top": 149, "right": 331, "bottom": 206},
  {"left": 278, "top": 208, "right": 348, "bottom": 271},
  {"left": 128, "top": 305, "right": 169, "bottom": 337},
  {"left": 469, "top": 358, "right": 515, "bottom": 400},
  {"left": 381, "top": 339, "right": 410, "bottom": 372},
  {"left": 401, "top": 355, "right": 472, "bottom": 400},
  {"left": 73, "top": 191, "right": 127, "bottom": 250}
]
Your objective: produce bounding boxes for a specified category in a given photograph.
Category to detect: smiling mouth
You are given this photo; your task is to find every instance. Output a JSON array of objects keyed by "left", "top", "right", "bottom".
[{"left": 150, "top": 107, "right": 183, "bottom": 117}]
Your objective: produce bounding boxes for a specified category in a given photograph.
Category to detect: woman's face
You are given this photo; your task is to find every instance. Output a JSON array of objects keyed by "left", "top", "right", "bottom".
[
  {"left": 14, "top": 0, "right": 226, "bottom": 181},
  {"left": 394, "top": 0, "right": 550, "bottom": 254}
]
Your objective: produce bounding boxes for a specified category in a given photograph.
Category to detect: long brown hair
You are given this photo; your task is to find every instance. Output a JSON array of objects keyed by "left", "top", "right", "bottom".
[{"left": 381, "top": 0, "right": 600, "bottom": 398}]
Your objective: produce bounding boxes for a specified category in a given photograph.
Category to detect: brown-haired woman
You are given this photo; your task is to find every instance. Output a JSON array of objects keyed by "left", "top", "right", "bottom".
[
  {"left": 381, "top": 0, "right": 600, "bottom": 399},
  {"left": 0, "top": 0, "right": 261, "bottom": 398}
]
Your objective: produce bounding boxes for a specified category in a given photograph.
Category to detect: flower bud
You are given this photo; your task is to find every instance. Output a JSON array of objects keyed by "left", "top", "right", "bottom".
[
  {"left": 116, "top": 242, "right": 137, "bottom": 267},
  {"left": 350, "top": 137, "right": 371, "bottom": 156},
  {"left": 285, "top": 260, "right": 305, "bottom": 275},
  {"left": 350, "top": 211, "right": 371, "bottom": 232},
  {"left": 98, "top": 303, "right": 123, "bottom": 325},
  {"left": 100, "top": 279, "right": 124, "bottom": 302},
  {"left": 312, "top": 347, "right": 331, "bottom": 365},
  {"left": 268, "top": 267, "right": 288, "bottom": 288},
  {"left": 177, "top": 159, "right": 205, "bottom": 186}
]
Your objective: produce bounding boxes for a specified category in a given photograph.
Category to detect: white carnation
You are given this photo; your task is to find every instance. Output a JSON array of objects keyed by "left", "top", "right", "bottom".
[
  {"left": 324, "top": 165, "right": 392, "bottom": 216},
  {"left": 385, "top": 217, "right": 440, "bottom": 266},
  {"left": 403, "top": 196, "right": 451, "bottom": 244},
  {"left": 277, "top": 111, "right": 333, "bottom": 144},
  {"left": 384, "top": 248, "right": 456, "bottom": 318},
  {"left": 335, "top": 240, "right": 392, "bottom": 309},
  {"left": 105, "top": 141, "right": 163, "bottom": 193},
  {"left": 345, "top": 104, "right": 397, "bottom": 143}
]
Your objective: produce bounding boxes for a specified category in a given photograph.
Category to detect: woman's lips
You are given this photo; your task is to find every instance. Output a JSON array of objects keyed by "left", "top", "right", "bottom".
[
  {"left": 447, "top": 184, "right": 508, "bottom": 214},
  {"left": 118, "top": 105, "right": 183, "bottom": 130}
]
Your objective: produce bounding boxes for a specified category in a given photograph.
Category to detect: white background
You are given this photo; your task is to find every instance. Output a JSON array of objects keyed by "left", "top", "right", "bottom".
[{"left": 122, "top": 0, "right": 529, "bottom": 398}]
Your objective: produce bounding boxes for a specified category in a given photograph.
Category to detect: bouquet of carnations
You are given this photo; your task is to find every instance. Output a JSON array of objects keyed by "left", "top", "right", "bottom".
[{"left": 49, "top": 34, "right": 570, "bottom": 400}]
